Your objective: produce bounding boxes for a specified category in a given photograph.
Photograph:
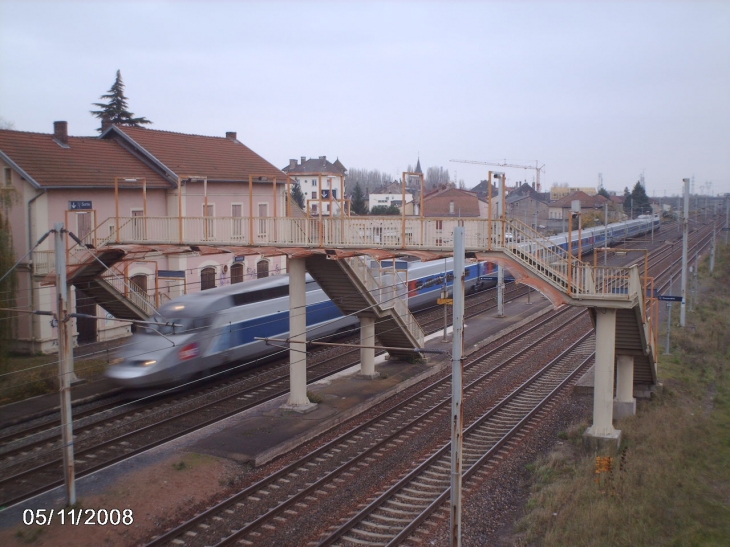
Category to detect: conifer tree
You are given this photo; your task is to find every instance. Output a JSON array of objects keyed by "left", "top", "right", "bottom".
[
  {"left": 90, "top": 70, "right": 152, "bottom": 132},
  {"left": 290, "top": 182, "right": 305, "bottom": 210},
  {"left": 351, "top": 182, "right": 368, "bottom": 215}
]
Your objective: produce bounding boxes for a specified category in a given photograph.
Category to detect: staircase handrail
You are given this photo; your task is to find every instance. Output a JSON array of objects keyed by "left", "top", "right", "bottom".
[
  {"left": 99, "top": 269, "right": 156, "bottom": 317},
  {"left": 344, "top": 257, "right": 424, "bottom": 346}
]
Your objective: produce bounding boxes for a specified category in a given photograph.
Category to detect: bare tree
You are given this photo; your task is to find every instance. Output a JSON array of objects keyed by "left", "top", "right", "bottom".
[
  {"left": 0, "top": 116, "right": 15, "bottom": 130},
  {"left": 426, "top": 166, "right": 450, "bottom": 189}
]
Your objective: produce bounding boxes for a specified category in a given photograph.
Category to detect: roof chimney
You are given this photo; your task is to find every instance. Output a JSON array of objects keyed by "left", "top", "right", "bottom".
[
  {"left": 289, "top": 159, "right": 297, "bottom": 170},
  {"left": 319, "top": 156, "right": 326, "bottom": 161},
  {"left": 101, "top": 117, "right": 113, "bottom": 133},
  {"left": 53, "top": 121, "right": 68, "bottom": 146},
  {"left": 301, "top": 156, "right": 306, "bottom": 164},
  {"left": 225, "top": 131, "right": 237, "bottom": 141}
]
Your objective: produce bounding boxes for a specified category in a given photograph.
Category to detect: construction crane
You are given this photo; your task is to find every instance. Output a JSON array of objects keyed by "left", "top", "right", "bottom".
[{"left": 450, "top": 159, "right": 546, "bottom": 192}]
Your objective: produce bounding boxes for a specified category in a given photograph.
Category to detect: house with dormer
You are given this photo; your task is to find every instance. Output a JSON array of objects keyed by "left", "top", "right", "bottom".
[{"left": 282, "top": 156, "right": 347, "bottom": 216}]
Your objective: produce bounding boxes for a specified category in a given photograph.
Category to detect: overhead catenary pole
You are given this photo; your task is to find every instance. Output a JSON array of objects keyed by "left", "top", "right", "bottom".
[
  {"left": 450, "top": 225, "right": 465, "bottom": 547},
  {"left": 54, "top": 223, "right": 76, "bottom": 506},
  {"left": 710, "top": 218, "right": 716, "bottom": 273},
  {"left": 495, "top": 173, "right": 505, "bottom": 317},
  {"left": 680, "top": 178, "right": 689, "bottom": 327},
  {"left": 665, "top": 272, "right": 673, "bottom": 355}
]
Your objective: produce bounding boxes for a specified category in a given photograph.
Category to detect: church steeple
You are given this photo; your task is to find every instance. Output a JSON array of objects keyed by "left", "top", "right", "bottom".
[{"left": 414, "top": 157, "right": 422, "bottom": 174}]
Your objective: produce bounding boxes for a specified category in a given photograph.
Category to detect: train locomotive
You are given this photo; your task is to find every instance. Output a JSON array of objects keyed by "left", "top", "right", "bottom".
[{"left": 106, "top": 258, "right": 491, "bottom": 388}]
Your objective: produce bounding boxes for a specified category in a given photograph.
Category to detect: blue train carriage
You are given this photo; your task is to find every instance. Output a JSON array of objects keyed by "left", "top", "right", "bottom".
[{"left": 107, "top": 258, "right": 496, "bottom": 389}]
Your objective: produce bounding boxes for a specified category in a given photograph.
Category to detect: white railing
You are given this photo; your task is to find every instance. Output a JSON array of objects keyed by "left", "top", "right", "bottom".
[
  {"left": 57, "top": 215, "right": 647, "bottom": 304},
  {"left": 98, "top": 268, "right": 156, "bottom": 317},
  {"left": 344, "top": 256, "right": 424, "bottom": 346}
]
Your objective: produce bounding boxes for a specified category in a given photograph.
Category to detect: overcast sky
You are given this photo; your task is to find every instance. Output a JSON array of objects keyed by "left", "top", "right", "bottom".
[{"left": 1, "top": 0, "right": 728, "bottom": 198}]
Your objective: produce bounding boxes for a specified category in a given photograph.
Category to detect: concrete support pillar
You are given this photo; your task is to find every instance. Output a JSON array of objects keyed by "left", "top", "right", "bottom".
[
  {"left": 283, "top": 258, "right": 316, "bottom": 412},
  {"left": 359, "top": 315, "right": 379, "bottom": 378},
  {"left": 585, "top": 308, "right": 620, "bottom": 449},
  {"left": 614, "top": 354, "right": 636, "bottom": 419}
]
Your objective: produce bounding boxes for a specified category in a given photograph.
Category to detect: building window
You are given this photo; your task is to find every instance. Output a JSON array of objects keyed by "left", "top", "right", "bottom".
[
  {"left": 311, "top": 179, "right": 317, "bottom": 187},
  {"left": 232, "top": 204, "right": 242, "bottom": 237},
  {"left": 201, "top": 267, "right": 216, "bottom": 290},
  {"left": 256, "top": 260, "right": 269, "bottom": 279},
  {"left": 203, "top": 204, "right": 214, "bottom": 239},
  {"left": 3, "top": 167, "right": 11, "bottom": 187},
  {"left": 231, "top": 263, "right": 244, "bottom": 284},
  {"left": 131, "top": 209, "right": 146, "bottom": 240},
  {"left": 258, "top": 203, "right": 268, "bottom": 236},
  {"left": 312, "top": 191, "right": 318, "bottom": 200}
]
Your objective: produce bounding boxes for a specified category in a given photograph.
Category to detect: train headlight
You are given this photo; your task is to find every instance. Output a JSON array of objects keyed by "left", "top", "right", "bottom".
[
  {"left": 142, "top": 360, "right": 157, "bottom": 367},
  {"left": 178, "top": 343, "right": 200, "bottom": 361}
]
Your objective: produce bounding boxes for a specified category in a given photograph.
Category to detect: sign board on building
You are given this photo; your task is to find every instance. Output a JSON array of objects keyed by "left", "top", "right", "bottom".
[
  {"left": 158, "top": 270, "right": 186, "bottom": 279},
  {"left": 658, "top": 295, "right": 683, "bottom": 302},
  {"left": 69, "top": 201, "right": 92, "bottom": 210},
  {"left": 234, "top": 256, "right": 246, "bottom": 263}
]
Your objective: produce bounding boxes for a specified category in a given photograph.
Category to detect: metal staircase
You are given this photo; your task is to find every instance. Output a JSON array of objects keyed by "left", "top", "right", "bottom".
[
  {"left": 498, "top": 219, "right": 658, "bottom": 385},
  {"left": 51, "top": 248, "right": 153, "bottom": 321},
  {"left": 304, "top": 254, "right": 425, "bottom": 357}
]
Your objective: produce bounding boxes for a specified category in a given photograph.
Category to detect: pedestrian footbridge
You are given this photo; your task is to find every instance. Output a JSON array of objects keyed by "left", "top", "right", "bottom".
[{"left": 46, "top": 214, "right": 658, "bottom": 445}]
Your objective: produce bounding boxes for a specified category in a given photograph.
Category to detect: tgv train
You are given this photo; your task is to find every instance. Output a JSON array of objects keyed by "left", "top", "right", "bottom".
[
  {"left": 106, "top": 258, "right": 493, "bottom": 389},
  {"left": 106, "top": 214, "right": 659, "bottom": 389},
  {"left": 540, "top": 214, "right": 660, "bottom": 255}
]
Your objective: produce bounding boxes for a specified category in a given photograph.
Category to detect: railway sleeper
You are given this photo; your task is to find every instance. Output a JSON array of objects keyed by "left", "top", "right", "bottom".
[{"left": 370, "top": 513, "right": 413, "bottom": 524}]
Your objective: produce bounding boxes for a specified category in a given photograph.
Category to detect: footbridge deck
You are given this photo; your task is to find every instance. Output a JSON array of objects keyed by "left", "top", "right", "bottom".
[{"left": 48, "top": 214, "right": 658, "bottom": 444}]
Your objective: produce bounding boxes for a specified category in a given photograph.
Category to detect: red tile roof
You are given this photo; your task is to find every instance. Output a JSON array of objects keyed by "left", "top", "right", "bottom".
[
  {"left": 110, "top": 126, "right": 286, "bottom": 182},
  {"left": 423, "top": 188, "right": 482, "bottom": 217},
  {"left": 0, "top": 129, "right": 170, "bottom": 189},
  {"left": 552, "top": 190, "right": 609, "bottom": 209}
]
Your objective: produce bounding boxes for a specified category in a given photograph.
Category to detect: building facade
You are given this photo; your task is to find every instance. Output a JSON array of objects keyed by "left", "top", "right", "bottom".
[
  {"left": 282, "top": 156, "right": 347, "bottom": 216},
  {"left": 0, "top": 122, "right": 288, "bottom": 353}
]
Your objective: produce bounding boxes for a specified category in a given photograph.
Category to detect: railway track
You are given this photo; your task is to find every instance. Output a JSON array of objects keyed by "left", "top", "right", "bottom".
[
  {"left": 142, "top": 307, "right": 588, "bottom": 547},
  {"left": 0, "top": 282, "right": 515, "bottom": 508}
]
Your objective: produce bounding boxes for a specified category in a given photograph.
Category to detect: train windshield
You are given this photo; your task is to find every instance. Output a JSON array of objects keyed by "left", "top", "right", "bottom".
[{"left": 139, "top": 316, "right": 209, "bottom": 335}]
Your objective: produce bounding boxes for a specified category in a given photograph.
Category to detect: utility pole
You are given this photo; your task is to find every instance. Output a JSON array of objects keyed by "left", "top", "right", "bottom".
[
  {"left": 665, "top": 273, "right": 673, "bottom": 355},
  {"left": 450, "top": 226, "right": 465, "bottom": 547},
  {"left": 54, "top": 223, "right": 76, "bottom": 506},
  {"left": 603, "top": 203, "right": 608, "bottom": 267},
  {"left": 710, "top": 218, "right": 716, "bottom": 273},
  {"left": 681, "top": 178, "right": 689, "bottom": 327},
  {"left": 495, "top": 173, "right": 505, "bottom": 317},
  {"left": 726, "top": 196, "right": 729, "bottom": 246}
]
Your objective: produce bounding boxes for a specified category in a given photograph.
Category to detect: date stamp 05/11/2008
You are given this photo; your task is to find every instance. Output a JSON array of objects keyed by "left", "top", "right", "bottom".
[{"left": 22, "top": 508, "right": 134, "bottom": 526}]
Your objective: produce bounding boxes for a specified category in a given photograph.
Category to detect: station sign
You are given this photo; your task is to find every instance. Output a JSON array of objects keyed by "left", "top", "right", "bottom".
[
  {"left": 479, "top": 276, "right": 498, "bottom": 281},
  {"left": 69, "top": 200, "right": 92, "bottom": 210},
  {"left": 723, "top": 227, "right": 730, "bottom": 231},
  {"left": 658, "top": 295, "right": 683, "bottom": 302}
]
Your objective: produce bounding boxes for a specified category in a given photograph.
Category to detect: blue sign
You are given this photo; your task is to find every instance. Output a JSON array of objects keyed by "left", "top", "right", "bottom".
[
  {"left": 480, "top": 276, "right": 499, "bottom": 281},
  {"left": 158, "top": 270, "right": 186, "bottom": 278},
  {"left": 658, "top": 295, "right": 683, "bottom": 302},
  {"left": 69, "top": 200, "right": 92, "bottom": 210},
  {"left": 234, "top": 256, "right": 246, "bottom": 263}
]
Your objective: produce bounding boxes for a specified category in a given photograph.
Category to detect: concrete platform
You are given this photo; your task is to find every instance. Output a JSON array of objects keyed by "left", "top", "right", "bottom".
[{"left": 0, "top": 291, "right": 553, "bottom": 525}]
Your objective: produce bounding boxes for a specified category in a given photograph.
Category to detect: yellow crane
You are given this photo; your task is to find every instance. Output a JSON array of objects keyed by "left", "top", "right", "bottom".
[{"left": 450, "top": 159, "right": 546, "bottom": 192}]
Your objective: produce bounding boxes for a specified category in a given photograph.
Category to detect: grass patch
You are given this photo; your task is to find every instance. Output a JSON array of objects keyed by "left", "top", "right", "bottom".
[
  {"left": 515, "top": 244, "right": 730, "bottom": 546},
  {"left": 15, "top": 526, "right": 44, "bottom": 544},
  {"left": 0, "top": 352, "right": 110, "bottom": 406},
  {"left": 307, "top": 391, "right": 324, "bottom": 404}
]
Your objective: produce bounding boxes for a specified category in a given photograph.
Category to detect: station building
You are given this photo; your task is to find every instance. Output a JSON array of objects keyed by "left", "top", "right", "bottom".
[{"left": 0, "top": 121, "right": 289, "bottom": 353}]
